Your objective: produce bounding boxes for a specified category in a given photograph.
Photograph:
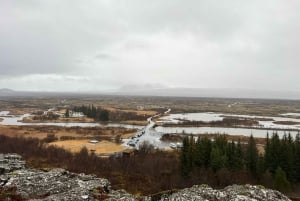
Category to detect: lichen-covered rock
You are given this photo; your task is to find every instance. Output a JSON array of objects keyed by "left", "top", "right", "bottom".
[
  {"left": 0, "top": 153, "right": 25, "bottom": 174},
  {"left": 158, "top": 184, "right": 291, "bottom": 201},
  {"left": 0, "top": 153, "right": 137, "bottom": 201},
  {"left": 7, "top": 168, "right": 110, "bottom": 201},
  {"left": 0, "top": 153, "right": 292, "bottom": 201},
  {"left": 106, "top": 189, "right": 138, "bottom": 201}
]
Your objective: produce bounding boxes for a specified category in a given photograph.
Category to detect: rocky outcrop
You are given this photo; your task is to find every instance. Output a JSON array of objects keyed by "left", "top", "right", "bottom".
[
  {"left": 0, "top": 153, "right": 292, "bottom": 201},
  {"left": 158, "top": 184, "right": 291, "bottom": 201},
  {"left": 0, "top": 154, "right": 137, "bottom": 201}
]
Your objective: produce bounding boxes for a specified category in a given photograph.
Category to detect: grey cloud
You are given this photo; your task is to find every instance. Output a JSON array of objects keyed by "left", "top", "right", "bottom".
[
  {"left": 94, "top": 53, "right": 117, "bottom": 61},
  {"left": 0, "top": 0, "right": 300, "bottom": 93}
]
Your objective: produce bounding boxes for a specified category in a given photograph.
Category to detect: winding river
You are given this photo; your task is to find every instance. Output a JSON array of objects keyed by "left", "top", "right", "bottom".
[
  {"left": 0, "top": 111, "right": 143, "bottom": 129},
  {"left": 1, "top": 110, "right": 300, "bottom": 150}
]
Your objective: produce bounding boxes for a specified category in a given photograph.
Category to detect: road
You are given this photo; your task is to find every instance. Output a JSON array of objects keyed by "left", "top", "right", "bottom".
[{"left": 124, "top": 108, "right": 171, "bottom": 150}]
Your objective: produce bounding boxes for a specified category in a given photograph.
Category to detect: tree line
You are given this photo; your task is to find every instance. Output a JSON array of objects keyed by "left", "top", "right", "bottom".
[
  {"left": 1, "top": 132, "right": 300, "bottom": 195},
  {"left": 72, "top": 105, "right": 152, "bottom": 122},
  {"left": 180, "top": 132, "right": 300, "bottom": 192},
  {"left": 0, "top": 135, "right": 181, "bottom": 195},
  {"left": 72, "top": 105, "right": 109, "bottom": 121}
]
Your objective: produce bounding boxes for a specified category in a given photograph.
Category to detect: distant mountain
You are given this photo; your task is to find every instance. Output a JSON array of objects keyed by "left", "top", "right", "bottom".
[
  {"left": 0, "top": 87, "right": 299, "bottom": 100},
  {"left": 0, "top": 88, "right": 15, "bottom": 93},
  {"left": 119, "top": 83, "right": 167, "bottom": 91},
  {"left": 0, "top": 88, "right": 59, "bottom": 97},
  {"left": 114, "top": 87, "right": 300, "bottom": 100},
  {"left": 0, "top": 88, "right": 17, "bottom": 96}
]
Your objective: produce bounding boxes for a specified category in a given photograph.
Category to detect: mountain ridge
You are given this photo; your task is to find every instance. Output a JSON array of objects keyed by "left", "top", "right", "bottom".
[{"left": 1, "top": 87, "right": 300, "bottom": 100}]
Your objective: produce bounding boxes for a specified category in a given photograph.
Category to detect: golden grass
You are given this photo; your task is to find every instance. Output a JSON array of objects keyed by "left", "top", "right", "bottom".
[
  {"left": 22, "top": 116, "right": 95, "bottom": 123},
  {"left": 120, "top": 120, "right": 148, "bottom": 126},
  {"left": 0, "top": 125, "right": 136, "bottom": 141},
  {"left": 121, "top": 132, "right": 136, "bottom": 139},
  {"left": 103, "top": 107, "right": 157, "bottom": 116},
  {"left": 257, "top": 144, "right": 265, "bottom": 155},
  {"left": 49, "top": 140, "right": 126, "bottom": 154}
]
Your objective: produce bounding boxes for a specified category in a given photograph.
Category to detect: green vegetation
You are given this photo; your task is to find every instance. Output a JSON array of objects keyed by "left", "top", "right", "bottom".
[
  {"left": 65, "top": 108, "right": 69, "bottom": 118},
  {"left": 73, "top": 105, "right": 109, "bottom": 121},
  {"left": 72, "top": 104, "right": 151, "bottom": 122},
  {"left": 1, "top": 133, "right": 300, "bottom": 196},
  {"left": 180, "top": 133, "right": 300, "bottom": 193},
  {"left": 274, "top": 167, "right": 291, "bottom": 192}
]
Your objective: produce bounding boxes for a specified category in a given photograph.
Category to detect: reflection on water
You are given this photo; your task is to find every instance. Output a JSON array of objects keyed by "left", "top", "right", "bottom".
[
  {"left": 281, "top": 113, "right": 300, "bottom": 117},
  {"left": 159, "top": 112, "right": 300, "bottom": 130},
  {"left": 155, "top": 126, "right": 300, "bottom": 138},
  {"left": 0, "top": 111, "right": 143, "bottom": 129},
  {"left": 1, "top": 110, "right": 300, "bottom": 146}
]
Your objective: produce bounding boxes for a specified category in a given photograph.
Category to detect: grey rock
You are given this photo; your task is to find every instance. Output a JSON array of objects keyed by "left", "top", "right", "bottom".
[
  {"left": 0, "top": 154, "right": 292, "bottom": 201},
  {"left": 106, "top": 189, "right": 138, "bottom": 201},
  {"left": 158, "top": 184, "right": 291, "bottom": 201},
  {"left": 0, "top": 153, "right": 137, "bottom": 201},
  {"left": 0, "top": 153, "right": 25, "bottom": 174}
]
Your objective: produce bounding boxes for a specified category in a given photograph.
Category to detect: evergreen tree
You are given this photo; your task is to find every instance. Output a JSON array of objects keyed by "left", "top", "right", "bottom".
[
  {"left": 279, "top": 134, "right": 295, "bottom": 182},
  {"left": 265, "top": 132, "right": 271, "bottom": 171},
  {"left": 194, "top": 137, "right": 211, "bottom": 168},
  {"left": 202, "top": 137, "right": 212, "bottom": 167},
  {"left": 72, "top": 105, "right": 109, "bottom": 121},
  {"left": 274, "top": 167, "right": 291, "bottom": 193},
  {"left": 99, "top": 109, "right": 109, "bottom": 121},
  {"left": 256, "top": 154, "right": 266, "bottom": 179},
  {"left": 188, "top": 135, "right": 195, "bottom": 168},
  {"left": 268, "top": 133, "right": 281, "bottom": 174},
  {"left": 295, "top": 133, "right": 300, "bottom": 182},
  {"left": 65, "top": 108, "right": 70, "bottom": 118},
  {"left": 180, "top": 136, "right": 191, "bottom": 177},
  {"left": 246, "top": 135, "right": 258, "bottom": 175},
  {"left": 236, "top": 139, "right": 244, "bottom": 169},
  {"left": 226, "top": 141, "right": 235, "bottom": 169},
  {"left": 194, "top": 137, "right": 202, "bottom": 167},
  {"left": 210, "top": 146, "right": 226, "bottom": 172}
]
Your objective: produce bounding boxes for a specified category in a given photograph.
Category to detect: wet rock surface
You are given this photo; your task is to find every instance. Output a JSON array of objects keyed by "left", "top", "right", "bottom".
[{"left": 0, "top": 154, "right": 291, "bottom": 201}]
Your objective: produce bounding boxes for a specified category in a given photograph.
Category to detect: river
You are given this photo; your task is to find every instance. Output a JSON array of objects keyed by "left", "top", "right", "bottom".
[{"left": 1, "top": 110, "right": 300, "bottom": 150}]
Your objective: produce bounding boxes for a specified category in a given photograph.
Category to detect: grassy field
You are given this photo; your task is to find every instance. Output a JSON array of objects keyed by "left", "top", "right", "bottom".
[
  {"left": 49, "top": 140, "right": 127, "bottom": 154},
  {"left": 1, "top": 95, "right": 300, "bottom": 156},
  {"left": 2, "top": 95, "right": 300, "bottom": 117},
  {"left": 0, "top": 125, "right": 136, "bottom": 155}
]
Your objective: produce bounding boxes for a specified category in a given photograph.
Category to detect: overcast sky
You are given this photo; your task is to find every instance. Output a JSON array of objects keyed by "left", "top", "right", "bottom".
[{"left": 0, "top": 0, "right": 299, "bottom": 93}]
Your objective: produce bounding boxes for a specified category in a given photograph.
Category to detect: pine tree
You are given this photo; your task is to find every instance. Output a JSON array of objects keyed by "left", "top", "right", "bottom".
[
  {"left": 194, "top": 137, "right": 202, "bottom": 167},
  {"left": 226, "top": 141, "right": 235, "bottom": 169},
  {"left": 235, "top": 139, "right": 244, "bottom": 169},
  {"left": 202, "top": 137, "right": 212, "bottom": 167},
  {"left": 279, "top": 134, "right": 295, "bottom": 182},
  {"left": 99, "top": 109, "right": 109, "bottom": 121},
  {"left": 295, "top": 133, "right": 300, "bottom": 182},
  {"left": 246, "top": 135, "right": 258, "bottom": 175},
  {"left": 274, "top": 167, "right": 291, "bottom": 193},
  {"left": 256, "top": 154, "right": 266, "bottom": 179},
  {"left": 180, "top": 136, "right": 191, "bottom": 177},
  {"left": 188, "top": 135, "right": 195, "bottom": 169},
  {"left": 265, "top": 132, "right": 271, "bottom": 171},
  {"left": 268, "top": 133, "right": 281, "bottom": 175},
  {"left": 65, "top": 108, "right": 70, "bottom": 118},
  {"left": 210, "top": 146, "right": 225, "bottom": 172},
  {"left": 194, "top": 137, "right": 211, "bottom": 168}
]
